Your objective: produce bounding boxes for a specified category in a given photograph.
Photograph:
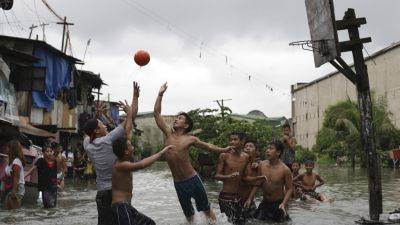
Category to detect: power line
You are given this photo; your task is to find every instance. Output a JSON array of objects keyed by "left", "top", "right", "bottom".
[
  {"left": 10, "top": 10, "right": 25, "bottom": 31},
  {"left": 2, "top": 10, "right": 16, "bottom": 35},
  {"left": 119, "top": 0, "right": 291, "bottom": 97},
  {"left": 33, "top": 0, "right": 43, "bottom": 24}
]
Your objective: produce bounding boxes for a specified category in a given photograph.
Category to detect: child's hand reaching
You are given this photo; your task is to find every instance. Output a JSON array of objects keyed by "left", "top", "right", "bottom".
[{"left": 160, "top": 145, "right": 175, "bottom": 154}]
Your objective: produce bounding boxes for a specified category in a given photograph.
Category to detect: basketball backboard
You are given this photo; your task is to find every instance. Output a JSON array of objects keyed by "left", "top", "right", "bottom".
[{"left": 305, "top": 0, "right": 339, "bottom": 67}]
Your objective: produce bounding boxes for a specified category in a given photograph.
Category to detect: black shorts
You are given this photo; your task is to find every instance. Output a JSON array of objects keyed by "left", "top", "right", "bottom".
[
  {"left": 96, "top": 189, "right": 113, "bottom": 225},
  {"left": 218, "top": 192, "right": 245, "bottom": 225},
  {"left": 243, "top": 200, "right": 257, "bottom": 220},
  {"left": 111, "top": 201, "right": 155, "bottom": 225},
  {"left": 255, "top": 199, "right": 290, "bottom": 222},
  {"left": 173, "top": 174, "right": 211, "bottom": 218},
  {"left": 301, "top": 190, "right": 321, "bottom": 201}
]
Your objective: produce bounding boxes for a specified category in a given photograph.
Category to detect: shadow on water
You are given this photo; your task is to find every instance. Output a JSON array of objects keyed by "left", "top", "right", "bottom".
[{"left": 1, "top": 162, "right": 399, "bottom": 225}]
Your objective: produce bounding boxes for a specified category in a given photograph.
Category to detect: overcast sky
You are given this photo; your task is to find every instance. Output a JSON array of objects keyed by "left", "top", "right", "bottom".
[{"left": 3, "top": 0, "right": 400, "bottom": 117}]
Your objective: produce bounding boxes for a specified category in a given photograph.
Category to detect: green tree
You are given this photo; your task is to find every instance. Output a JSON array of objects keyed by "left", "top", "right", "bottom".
[
  {"left": 187, "top": 107, "right": 281, "bottom": 164},
  {"left": 313, "top": 94, "right": 400, "bottom": 167}
]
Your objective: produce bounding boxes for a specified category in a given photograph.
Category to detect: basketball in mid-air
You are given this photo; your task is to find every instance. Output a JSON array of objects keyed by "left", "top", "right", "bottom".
[{"left": 134, "top": 50, "right": 150, "bottom": 67}]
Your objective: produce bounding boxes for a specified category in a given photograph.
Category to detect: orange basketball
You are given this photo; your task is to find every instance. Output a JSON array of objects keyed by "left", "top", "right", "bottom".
[{"left": 134, "top": 50, "right": 150, "bottom": 66}]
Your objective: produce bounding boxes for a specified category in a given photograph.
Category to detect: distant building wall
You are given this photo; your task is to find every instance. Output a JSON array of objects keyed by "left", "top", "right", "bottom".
[
  {"left": 292, "top": 43, "right": 400, "bottom": 149},
  {"left": 135, "top": 113, "right": 175, "bottom": 149}
]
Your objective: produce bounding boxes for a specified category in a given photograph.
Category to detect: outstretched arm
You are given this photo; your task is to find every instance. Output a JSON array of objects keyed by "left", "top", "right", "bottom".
[
  {"left": 131, "top": 81, "right": 140, "bottom": 123},
  {"left": 193, "top": 137, "right": 231, "bottom": 153},
  {"left": 121, "top": 82, "right": 140, "bottom": 138},
  {"left": 115, "top": 145, "right": 175, "bottom": 172},
  {"left": 154, "top": 82, "right": 171, "bottom": 136}
]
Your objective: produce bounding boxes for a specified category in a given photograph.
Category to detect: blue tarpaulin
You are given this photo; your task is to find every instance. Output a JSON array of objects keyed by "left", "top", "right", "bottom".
[
  {"left": 32, "top": 47, "right": 71, "bottom": 111},
  {"left": 109, "top": 104, "right": 120, "bottom": 125}
]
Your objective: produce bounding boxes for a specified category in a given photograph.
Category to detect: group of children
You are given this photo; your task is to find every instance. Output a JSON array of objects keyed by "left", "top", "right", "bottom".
[
  {"left": 80, "top": 82, "right": 331, "bottom": 225},
  {"left": 1, "top": 81, "right": 330, "bottom": 225},
  {"left": 0, "top": 139, "right": 96, "bottom": 210}
]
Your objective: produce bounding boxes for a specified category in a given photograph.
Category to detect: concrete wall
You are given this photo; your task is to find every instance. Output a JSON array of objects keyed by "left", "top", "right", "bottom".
[
  {"left": 292, "top": 44, "right": 400, "bottom": 149},
  {"left": 135, "top": 114, "right": 175, "bottom": 149}
]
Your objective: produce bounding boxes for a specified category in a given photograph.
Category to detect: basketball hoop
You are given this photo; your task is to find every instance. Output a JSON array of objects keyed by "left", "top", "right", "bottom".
[
  {"left": 289, "top": 39, "right": 331, "bottom": 56},
  {"left": 289, "top": 0, "right": 339, "bottom": 68}
]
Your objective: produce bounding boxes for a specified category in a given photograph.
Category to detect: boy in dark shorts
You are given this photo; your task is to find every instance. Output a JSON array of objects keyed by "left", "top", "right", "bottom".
[
  {"left": 240, "top": 140, "right": 265, "bottom": 220},
  {"left": 244, "top": 140, "right": 293, "bottom": 222},
  {"left": 25, "top": 146, "right": 58, "bottom": 208},
  {"left": 111, "top": 82, "right": 175, "bottom": 225},
  {"left": 111, "top": 137, "right": 174, "bottom": 225},
  {"left": 280, "top": 123, "right": 296, "bottom": 170},
  {"left": 84, "top": 82, "right": 139, "bottom": 225},
  {"left": 215, "top": 132, "right": 250, "bottom": 225},
  {"left": 293, "top": 160, "right": 328, "bottom": 202},
  {"left": 154, "top": 82, "right": 232, "bottom": 223}
]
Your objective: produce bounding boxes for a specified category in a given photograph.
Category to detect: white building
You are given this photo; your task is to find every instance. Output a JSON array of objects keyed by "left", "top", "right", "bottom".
[{"left": 291, "top": 42, "right": 400, "bottom": 149}]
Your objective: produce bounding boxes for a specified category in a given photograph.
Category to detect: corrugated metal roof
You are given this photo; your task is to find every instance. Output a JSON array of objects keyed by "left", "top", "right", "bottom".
[
  {"left": 77, "top": 70, "right": 105, "bottom": 89},
  {"left": 0, "top": 35, "right": 83, "bottom": 64},
  {"left": 292, "top": 41, "right": 400, "bottom": 93}
]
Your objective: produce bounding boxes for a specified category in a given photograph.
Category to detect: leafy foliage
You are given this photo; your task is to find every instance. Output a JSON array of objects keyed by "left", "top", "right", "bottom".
[
  {"left": 187, "top": 108, "right": 281, "bottom": 163},
  {"left": 313, "top": 94, "right": 400, "bottom": 166},
  {"left": 295, "top": 145, "right": 317, "bottom": 163}
]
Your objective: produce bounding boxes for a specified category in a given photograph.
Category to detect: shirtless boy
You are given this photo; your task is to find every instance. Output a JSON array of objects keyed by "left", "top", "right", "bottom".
[
  {"left": 244, "top": 140, "right": 293, "bottom": 222},
  {"left": 111, "top": 105, "right": 175, "bottom": 224},
  {"left": 281, "top": 123, "right": 297, "bottom": 170},
  {"left": 291, "top": 161, "right": 301, "bottom": 198},
  {"left": 293, "top": 160, "right": 328, "bottom": 202},
  {"left": 154, "top": 82, "right": 232, "bottom": 223},
  {"left": 215, "top": 132, "right": 249, "bottom": 224},
  {"left": 239, "top": 140, "right": 264, "bottom": 219},
  {"left": 84, "top": 82, "right": 139, "bottom": 225}
]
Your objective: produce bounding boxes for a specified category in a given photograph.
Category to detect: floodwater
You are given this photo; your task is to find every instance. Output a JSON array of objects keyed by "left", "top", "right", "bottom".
[{"left": 1, "top": 162, "right": 399, "bottom": 225}]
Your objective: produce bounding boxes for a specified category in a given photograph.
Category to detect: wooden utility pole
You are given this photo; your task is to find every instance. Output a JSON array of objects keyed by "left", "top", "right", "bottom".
[
  {"left": 331, "top": 8, "right": 382, "bottom": 222},
  {"left": 346, "top": 9, "right": 382, "bottom": 221},
  {"left": 39, "top": 23, "right": 49, "bottom": 42},
  {"left": 56, "top": 17, "right": 74, "bottom": 52},
  {"left": 213, "top": 99, "right": 232, "bottom": 119},
  {"left": 28, "top": 24, "right": 38, "bottom": 39}
]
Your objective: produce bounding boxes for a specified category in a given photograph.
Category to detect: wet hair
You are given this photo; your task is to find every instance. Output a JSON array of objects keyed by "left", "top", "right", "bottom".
[
  {"left": 112, "top": 137, "right": 128, "bottom": 160},
  {"left": 7, "top": 139, "right": 26, "bottom": 166},
  {"left": 244, "top": 139, "right": 257, "bottom": 147},
  {"left": 230, "top": 131, "right": 246, "bottom": 141},
  {"left": 282, "top": 123, "right": 291, "bottom": 130},
  {"left": 268, "top": 139, "right": 284, "bottom": 155},
  {"left": 305, "top": 160, "right": 315, "bottom": 166},
  {"left": 84, "top": 119, "right": 99, "bottom": 142},
  {"left": 292, "top": 161, "right": 301, "bottom": 166},
  {"left": 178, "top": 112, "right": 193, "bottom": 133}
]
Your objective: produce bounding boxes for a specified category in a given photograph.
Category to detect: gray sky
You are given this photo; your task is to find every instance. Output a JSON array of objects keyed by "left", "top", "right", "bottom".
[{"left": 3, "top": 0, "right": 400, "bottom": 117}]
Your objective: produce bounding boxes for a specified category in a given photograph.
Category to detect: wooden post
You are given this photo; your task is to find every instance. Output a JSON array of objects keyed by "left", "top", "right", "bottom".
[
  {"left": 28, "top": 24, "right": 38, "bottom": 39},
  {"left": 57, "top": 17, "right": 74, "bottom": 52},
  {"left": 344, "top": 8, "right": 382, "bottom": 221},
  {"left": 213, "top": 99, "right": 232, "bottom": 119}
]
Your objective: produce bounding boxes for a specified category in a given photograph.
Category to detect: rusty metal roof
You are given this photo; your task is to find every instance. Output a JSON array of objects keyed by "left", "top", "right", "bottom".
[{"left": 0, "top": 35, "right": 83, "bottom": 64}]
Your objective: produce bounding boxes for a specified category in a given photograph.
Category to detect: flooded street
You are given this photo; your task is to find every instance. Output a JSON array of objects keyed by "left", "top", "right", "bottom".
[{"left": 1, "top": 162, "right": 400, "bottom": 225}]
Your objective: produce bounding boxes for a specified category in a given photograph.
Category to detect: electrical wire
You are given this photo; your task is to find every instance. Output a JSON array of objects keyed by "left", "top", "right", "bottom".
[{"left": 119, "top": 0, "right": 291, "bottom": 97}]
